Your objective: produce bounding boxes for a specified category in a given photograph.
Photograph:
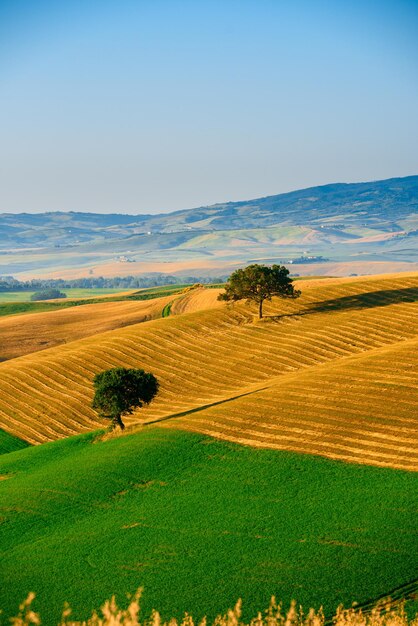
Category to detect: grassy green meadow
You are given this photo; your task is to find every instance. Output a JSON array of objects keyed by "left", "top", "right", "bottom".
[
  {"left": 0, "top": 288, "right": 126, "bottom": 303},
  {"left": 0, "top": 285, "right": 188, "bottom": 318},
  {"left": 0, "top": 427, "right": 416, "bottom": 626},
  {"left": 0, "top": 429, "right": 30, "bottom": 455}
]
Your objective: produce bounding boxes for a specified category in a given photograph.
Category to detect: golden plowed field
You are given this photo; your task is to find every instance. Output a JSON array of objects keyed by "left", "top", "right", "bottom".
[
  {"left": 170, "top": 287, "right": 223, "bottom": 315},
  {"left": 168, "top": 337, "right": 418, "bottom": 471},
  {"left": 0, "top": 273, "right": 417, "bottom": 470},
  {"left": 0, "top": 296, "right": 173, "bottom": 360}
]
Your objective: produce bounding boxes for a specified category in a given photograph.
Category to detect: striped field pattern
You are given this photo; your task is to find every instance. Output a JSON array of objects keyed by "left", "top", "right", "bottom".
[
  {"left": 0, "top": 294, "right": 174, "bottom": 361},
  {"left": 167, "top": 337, "right": 418, "bottom": 470},
  {"left": 0, "top": 273, "right": 417, "bottom": 470}
]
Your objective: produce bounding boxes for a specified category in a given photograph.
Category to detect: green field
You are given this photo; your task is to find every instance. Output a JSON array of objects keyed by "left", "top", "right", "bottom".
[
  {"left": 0, "top": 285, "right": 189, "bottom": 317},
  {"left": 0, "top": 288, "right": 130, "bottom": 303},
  {"left": 0, "top": 429, "right": 30, "bottom": 455},
  {"left": 161, "top": 302, "right": 173, "bottom": 317},
  {"left": 0, "top": 428, "right": 416, "bottom": 625}
]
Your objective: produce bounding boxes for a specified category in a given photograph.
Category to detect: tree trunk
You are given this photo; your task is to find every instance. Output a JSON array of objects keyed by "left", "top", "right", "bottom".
[
  {"left": 258, "top": 299, "right": 263, "bottom": 319},
  {"left": 113, "top": 414, "right": 125, "bottom": 430}
]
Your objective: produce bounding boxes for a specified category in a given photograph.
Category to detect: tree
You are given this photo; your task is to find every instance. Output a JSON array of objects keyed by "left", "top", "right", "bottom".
[
  {"left": 92, "top": 367, "right": 159, "bottom": 430},
  {"left": 30, "top": 288, "right": 67, "bottom": 301},
  {"left": 218, "top": 264, "right": 301, "bottom": 319}
]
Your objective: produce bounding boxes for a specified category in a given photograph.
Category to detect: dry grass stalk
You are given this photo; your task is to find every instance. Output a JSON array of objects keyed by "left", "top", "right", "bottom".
[{"left": 4, "top": 592, "right": 418, "bottom": 626}]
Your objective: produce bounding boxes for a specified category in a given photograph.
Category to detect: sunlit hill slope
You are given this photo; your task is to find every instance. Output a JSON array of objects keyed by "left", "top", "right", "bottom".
[
  {"left": 0, "top": 273, "right": 417, "bottom": 471},
  {"left": 0, "top": 293, "right": 173, "bottom": 361}
]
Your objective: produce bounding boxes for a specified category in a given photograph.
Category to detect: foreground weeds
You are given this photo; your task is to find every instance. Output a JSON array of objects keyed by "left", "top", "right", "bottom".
[{"left": 7, "top": 592, "right": 418, "bottom": 626}]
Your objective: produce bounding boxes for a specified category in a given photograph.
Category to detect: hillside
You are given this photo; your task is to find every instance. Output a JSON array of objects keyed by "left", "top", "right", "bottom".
[
  {"left": 0, "top": 273, "right": 417, "bottom": 470},
  {"left": 0, "top": 428, "right": 417, "bottom": 625},
  {"left": 0, "top": 294, "right": 174, "bottom": 361},
  {"left": 2, "top": 176, "right": 418, "bottom": 242},
  {"left": 1, "top": 176, "right": 418, "bottom": 279},
  {"left": 169, "top": 336, "right": 418, "bottom": 470},
  {"left": 1, "top": 272, "right": 417, "bottom": 625},
  {"left": 0, "top": 429, "right": 29, "bottom": 455}
]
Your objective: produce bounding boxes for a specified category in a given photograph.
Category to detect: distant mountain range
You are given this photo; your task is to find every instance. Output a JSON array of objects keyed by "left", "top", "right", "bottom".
[{"left": 1, "top": 176, "right": 418, "bottom": 279}]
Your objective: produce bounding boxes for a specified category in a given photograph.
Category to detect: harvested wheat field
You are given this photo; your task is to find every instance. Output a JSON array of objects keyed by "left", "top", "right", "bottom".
[
  {"left": 0, "top": 295, "right": 174, "bottom": 360},
  {"left": 167, "top": 336, "right": 418, "bottom": 471},
  {"left": 0, "top": 273, "right": 417, "bottom": 470},
  {"left": 169, "top": 286, "right": 223, "bottom": 315}
]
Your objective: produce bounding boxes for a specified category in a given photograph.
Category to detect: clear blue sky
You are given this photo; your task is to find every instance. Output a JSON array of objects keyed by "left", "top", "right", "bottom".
[{"left": 1, "top": 0, "right": 417, "bottom": 214}]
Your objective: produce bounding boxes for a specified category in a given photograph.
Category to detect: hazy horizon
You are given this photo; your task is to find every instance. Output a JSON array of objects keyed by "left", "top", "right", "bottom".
[{"left": 1, "top": 0, "right": 418, "bottom": 215}]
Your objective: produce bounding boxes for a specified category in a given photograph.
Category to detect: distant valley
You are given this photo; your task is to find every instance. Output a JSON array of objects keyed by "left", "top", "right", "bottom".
[{"left": 1, "top": 175, "right": 418, "bottom": 279}]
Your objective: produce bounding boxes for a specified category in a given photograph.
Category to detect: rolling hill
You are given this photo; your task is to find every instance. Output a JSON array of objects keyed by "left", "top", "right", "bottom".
[
  {"left": 2, "top": 176, "right": 418, "bottom": 242},
  {"left": 0, "top": 428, "right": 417, "bottom": 625},
  {"left": 0, "top": 272, "right": 417, "bottom": 625},
  {"left": 0, "top": 293, "right": 174, "bottom": 361},
  {"left": 169, "top": 336, "right": 418, "bottom": 470},
  {"left": 0, "top": 273, "right": 417, "bottom": 471},
  {"left": 1, "top": 176, "right": 418, "bottom": 279}
]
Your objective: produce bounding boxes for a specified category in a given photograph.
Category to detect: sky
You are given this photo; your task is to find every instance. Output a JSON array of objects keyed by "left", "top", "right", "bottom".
[{"left": 0, "top": 0, "right": 418, "bottom": 215}]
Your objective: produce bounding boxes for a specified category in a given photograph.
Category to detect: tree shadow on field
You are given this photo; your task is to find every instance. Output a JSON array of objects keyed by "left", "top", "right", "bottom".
[
  {"left": 267, "top": 286, "right": 418, "bottom": 321},
  {"left": 144, "top": 387, "right": 269, "bottom": 426}
]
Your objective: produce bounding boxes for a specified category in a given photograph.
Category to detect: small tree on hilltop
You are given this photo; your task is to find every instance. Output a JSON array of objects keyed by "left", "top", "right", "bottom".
[
  {"left": 218, "top": 264, "right": 301, "bottom": 319},
  {"left": 92, "top": 367, "right": 159, "bottom": 430}
]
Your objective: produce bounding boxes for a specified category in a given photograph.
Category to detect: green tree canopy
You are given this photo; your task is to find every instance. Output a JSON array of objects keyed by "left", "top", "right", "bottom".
[
  {"left": 30, "top": 288, "right": 67, "bottom": 301},
  {"left": 92, "top": 367, "right": 159, "bottom": 430},
  {"left": 218, "top": 264, "right": 300, "bottom": 319}
]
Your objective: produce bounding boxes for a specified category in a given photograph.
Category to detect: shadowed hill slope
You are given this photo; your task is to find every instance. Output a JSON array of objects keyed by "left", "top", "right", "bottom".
[{"left": 0, "top": 273, "right": 417, "bottom": 470}]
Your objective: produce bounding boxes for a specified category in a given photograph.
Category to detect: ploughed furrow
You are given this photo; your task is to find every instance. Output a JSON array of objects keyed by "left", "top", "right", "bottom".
[
  {"left": 170, "top": 422, "right": 418, "bottom": 471},
  {"left": 169, "top": 287, "right": 224, "bottom": 315},
  {"left": 0, "top": 274, "right": 417, "bottom": 450},
  {"left": 167, "top": 337, "right": 418, "bottom": 471},
  {"left": 0, "top": 295, "right": 174, "bottom": 361}
]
